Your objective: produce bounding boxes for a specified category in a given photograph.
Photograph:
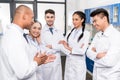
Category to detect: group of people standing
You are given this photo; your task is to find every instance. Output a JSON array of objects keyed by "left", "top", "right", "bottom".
[{"left": 0, "top": 4, "right": 120, "bottom": 80}]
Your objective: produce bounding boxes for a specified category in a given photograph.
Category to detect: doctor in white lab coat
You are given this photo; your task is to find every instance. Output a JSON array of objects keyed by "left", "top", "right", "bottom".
[
  {"left": 40, "top": 9, "right": 64, "bottom": 80},
  {"left": 25, "top": 21, "right": 44, "bottom": 80},
  {"left": 26, "top": 21, "right": 56, "bottom": 80},
  {"left": 59, "top": 11, "right": 90, "bottom": 80},
  {"left": 0, "top": 5, "right": 49, "bottom": 80},
  {"left": 86, "top": 8, "right": 120, "bottom": 80}
]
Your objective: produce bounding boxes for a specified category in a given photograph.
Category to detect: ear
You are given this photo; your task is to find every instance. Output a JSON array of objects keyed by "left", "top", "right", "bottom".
[
  {"left": 81, "top": 18, "right": 84, "bottom": 23},
  {"left": 102, "top": 16, "right": 107, "bottom": 22},
  {"left": 23, "top": 14, "right": 27, "bottom": 20}
]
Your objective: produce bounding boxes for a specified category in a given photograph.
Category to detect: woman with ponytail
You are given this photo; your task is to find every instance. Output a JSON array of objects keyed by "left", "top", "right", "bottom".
[{"left": 59, "top": 11, "right": 90, "bottom": 80}]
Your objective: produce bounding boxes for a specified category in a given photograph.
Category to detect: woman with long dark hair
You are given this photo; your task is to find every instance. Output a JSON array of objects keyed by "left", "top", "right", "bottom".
[{"left": 59, "top": 11, "right": 90, "bottom": 80}]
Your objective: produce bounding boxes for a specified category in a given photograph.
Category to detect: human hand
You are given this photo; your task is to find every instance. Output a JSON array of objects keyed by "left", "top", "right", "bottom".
[
  {"left": 80, "top": 43, "right": 84, "bottom": 48},
  {"left": 59, "top": 40, "right": 68, "bottom": 47},
  {"left": 46, "top": 44, "right": 52, "bottom": 49},
  {"left": 59, "top": 40, "right": 72, "bottom": 52},
  {"left": 96, "top": 52, "right": 107, "bottom": 59},
  {"left": 44, "top": 54, "right": 56, "bottom": 64},
  {"left": 34, "top": 52, "right": 48, "bottom": 66},
  {"left": 58, "top": 40, "right": 66, "bottom": 44},
  {"left": 92, "top": 47, "right": 96, "bottom": 52}
]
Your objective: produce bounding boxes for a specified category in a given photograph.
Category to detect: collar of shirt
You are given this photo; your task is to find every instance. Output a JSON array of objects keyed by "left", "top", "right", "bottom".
[
  {"left": 27, "top": 35, "right": 40, "bottom": 48},
  {"left": 27, "top": 35, "right": 36, "bottom": 42},
  {"left": 103, "top": 24, "right": 113, "bottom": 37},
  {"left": 44, "top": 24, "right": 57, "bottom": 32},
  {"left": 97, "top": 24, "right": 113, "bottom": 37},
  {"left": 11, "top": 23, "right": 24, "bottom": 34},
  {"left": 73, "top": 27, "right": 82, "bottom": 35},
  {"left": 75, "top": 27, "right": 82, "bottom": 32},
  {"left": 71, "top": 27, "right": 82, "bottom": 39}
]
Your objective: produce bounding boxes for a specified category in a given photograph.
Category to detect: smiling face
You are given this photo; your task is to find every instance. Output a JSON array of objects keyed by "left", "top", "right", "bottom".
[
  {"left": 72, "top": 14, "right": 84, "bottom": 29},
  {"left": 90, "top": 9, "right": 110, "bottom": 32},
  {"left": 45, "top": 13, "right": 55, "bottom": 27},
  {"left": 29, "top": 22, "right": 42, "bottom": 38},
  {"left": 92, "top": 15, "right": 106, "bottom": 31}
]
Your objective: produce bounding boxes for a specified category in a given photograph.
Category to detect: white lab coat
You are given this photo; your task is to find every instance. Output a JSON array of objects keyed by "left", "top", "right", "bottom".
[
  {"left": 86, "top": 24, "right": 120, "bottom": 80},
  {"left": 26, "top": 35, "right": 48, "bottom": 80},
  {"left": 0, "top": 23, "right": 38, "bottom": 80},
  {"left": 40, "top": 25, "right": 64, "bottom": 80},
  {"left": 63, "top": 28, "right": 90, "bottom": 80}
]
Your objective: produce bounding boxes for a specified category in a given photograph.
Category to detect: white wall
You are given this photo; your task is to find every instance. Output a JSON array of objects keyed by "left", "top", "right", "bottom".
[
  {"left": 67, "top": 0, "right": 77, "bottom": 30},
  {"left": 79, "top": 0, "right": 120, "bottom": 9},
  {"left": 67, "top": 0, "right": 84, "bottom": 31}
]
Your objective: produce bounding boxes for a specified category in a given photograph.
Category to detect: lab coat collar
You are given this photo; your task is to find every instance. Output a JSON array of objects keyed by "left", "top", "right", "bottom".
[
  {"left": 44, "top": 24, "right": 57, "bottom": 31},
  {"left": 97, "top": 24, "right": 113, "bottom": 37},
  {"left": 103, "top": 24, "right": 113, "bottom": 37},
  {"left": 11, "top": 23, "right": 24, "bottom": 34},
  {"left": 27, "top": 34, "right": 36, "bottom": 42},
  {"left": 74, "top": 27, "right": 82, "bottom": 33},
  {"left": 27, "top": 35, "right": 39, "bottom": 46}
]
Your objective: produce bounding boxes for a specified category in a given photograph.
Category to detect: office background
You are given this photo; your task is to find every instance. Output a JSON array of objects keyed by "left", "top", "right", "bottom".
[{"left": 0, "top": 0, "right": 120, "bottom": 79}]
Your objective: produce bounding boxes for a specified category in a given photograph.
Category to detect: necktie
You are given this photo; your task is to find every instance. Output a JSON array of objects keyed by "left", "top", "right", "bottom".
[
  {"left": 101, "top": 32, "right": 104, "bottom": 35},
  {"left": 23, "top": 33, "right": 28, "bottom": 43},
  {"left": 49, "top": 28, "right": 53, "bottom": 34}
]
